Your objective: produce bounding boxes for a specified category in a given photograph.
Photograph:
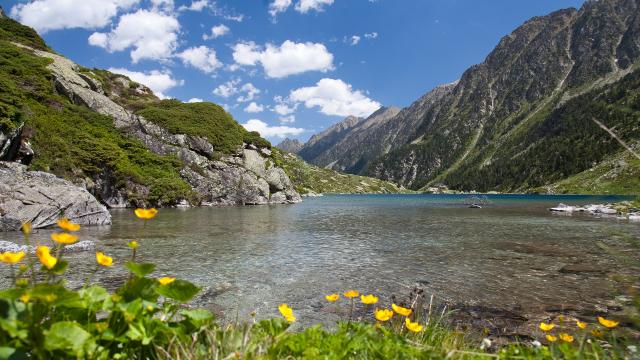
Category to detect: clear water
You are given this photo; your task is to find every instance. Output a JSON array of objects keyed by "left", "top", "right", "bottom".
[{"left": 2, "top": 194, "right": 639, "bottom": 325}]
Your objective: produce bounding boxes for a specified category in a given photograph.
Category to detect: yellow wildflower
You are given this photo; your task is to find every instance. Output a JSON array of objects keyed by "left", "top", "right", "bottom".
[
  {"left": 405, "top": 318, "right": 424, "bottom": 333},
  {"left": 20, "top": 293, "right": 30, "bottom": 304},
  {"left": 18, "top": 264, "right": 28, "bottom": 272},
  {"left": 576, "top": 320, "right": 587, "bottom": 329},
  {"left": 539, "top": 322, "right": 555, "bottom": 332},
  {"left": 361, "top": 294, "right": 379, "bottom": 305},
  {"left": 597, "top": 316, "right": 619, "bottom": 328},
  {"left": 325, "top": 293, "right": 340, "bottom": 302},
  {"left": 44, "top": 294, "right": 57, "bottom": 302},
  {"left": 374, "top": 308, "right": 393, "bottom": 322},
  {"left": 546, "top": 334, "right": 557, "bottom": 342},
  {"left": 392, "top": 303, "right": 412, "bottom": 317},
  {"left": 158, "top": 277, "right": 175, "bottom": 285},
  {"left": 51, "top": 232, "right": 78, "bottom": 245},
  {"left": 95, "top": 322, "right": 109, "bottom": 333},
  {"left": 128, "top": 241, "right": 139, "bottom": 249},
  {"left": 0, "top": 251, "right": 25, "bottom": 264},
  {"left": 36, "top": 246, "right": 57, "bottom": 269},
  {"left": 57, "top": 218, "right": 80, "bottom": 232},
  {"left": 278, "top": 303, "right": 296, "bottom": 322},
  {"left": 559, "top": 333, "right": 574, "bottom": 342},
  {"left": 591, "top": 329, "right": 603, "bottom": 338},
  {"left": 134, "top": 208, "right": 158, "bottom": 220},
  {"left": 343, "top": 290, "right": 359, "bottom": 299},
  {"left": 21, "top": 221, "right": 32, "bottom": 235},
  {"left": 95, "top": 252, "right": 114, "bottom": 267}
]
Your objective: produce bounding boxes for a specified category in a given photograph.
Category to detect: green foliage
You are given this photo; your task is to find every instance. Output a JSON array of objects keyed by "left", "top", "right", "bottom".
[
  {"left": 0, "top": 17, "right": 51, "bottom": 51},
  {"left": 136, "top": 100, "right": 271, "bottom": 154}
]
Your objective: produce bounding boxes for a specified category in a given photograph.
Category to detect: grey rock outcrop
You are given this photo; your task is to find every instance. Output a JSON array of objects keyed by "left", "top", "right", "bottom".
[
  {"left": 14, "top": 43, "right": 301, "bottom": 207},
  {"left": 0, "top": 162, "right": 111, "bottom": 231}
]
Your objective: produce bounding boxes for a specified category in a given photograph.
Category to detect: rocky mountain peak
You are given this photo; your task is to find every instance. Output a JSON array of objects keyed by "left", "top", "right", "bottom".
[{"left": 276, "top": 138, "right": 304, "bottom": 154}]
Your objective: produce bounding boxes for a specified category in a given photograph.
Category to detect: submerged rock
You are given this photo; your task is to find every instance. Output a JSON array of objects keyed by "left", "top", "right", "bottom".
[
  {"left": 0, "top": 240, "right": 95, "bottom": 253},
  {"left": 0, "top": 162, "right": 111, "bottom": 231}
]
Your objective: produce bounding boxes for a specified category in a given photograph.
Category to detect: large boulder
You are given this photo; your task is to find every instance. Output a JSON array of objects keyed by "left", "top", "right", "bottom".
[{"left": 0, "top": 162, "right": 111, "bottom": 231}]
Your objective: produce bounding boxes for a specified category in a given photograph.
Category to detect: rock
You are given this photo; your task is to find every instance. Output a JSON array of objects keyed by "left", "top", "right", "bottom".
[
  {"left": 275, "top": 138, "right": 303, "bottom": 154},
  {"left": 559, "top": 264, "right": 610, "bottom": 274},
  {"left": 0, "top": 240, "right": 94, "bottom": 252},
  {"left": 0, "top": 240, "right": 29, "bottom": 253},
  {"left": 64, "top": 240, "right": 95, "bottom": 252},
  {"left": 0, "top": 161, "right": 111, "bottom": 231}
]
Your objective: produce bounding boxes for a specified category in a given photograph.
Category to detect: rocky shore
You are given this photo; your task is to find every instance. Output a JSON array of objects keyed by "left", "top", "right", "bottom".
[{"left": 549, "top": 202, "right": 640, "bottom": 220}]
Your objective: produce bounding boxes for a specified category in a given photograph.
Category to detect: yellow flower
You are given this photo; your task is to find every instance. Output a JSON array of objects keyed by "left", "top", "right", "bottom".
[
  {"left": 325, "top": 293, "right": 340, "bottom": 302},
  {"left": 597, "top": 316, "right": 619, "bottom": 328},
  {"left": 576, "top": 320, "right": 587, "bottom": 329},
  {"left": 591, "top": 329, "right": 603, "bottom": 338},
  {"left": 128, "top": 241, "right": 139, "bottom": 249},
  {"left": 0, "top": 251, "right": 25, "bottom": 264},
  {"left": 158, "top": 277, "right": 175, "bottom": 285},
  {"left": 95, "top": 322, "right": 109, "bottom": 333},
  {"left": 278, "top": 303, "right": 296, "bottom": 322},
  {"left": 57, "top": 218, "right": 80, "bottom": 232},
  {"left": 36, "top": 246, "right": 57, "bottom": 269},
  {"left": 21, "top": 221, "right": 32, "bottom": 235},
  {"left": 539, "top": 322, "right": 555, "bottom": 332},
  {"left": 559, "top": 333, "right": 574, "bottom": 342},
  {"left": 20, "top": 293, "right": 30, "bottom": 304},
  {"left": 405, "top": 318, "right": 424, "bottom": 333},
  {"left": 43, "top": 294, "right": 57, "bottom": 302},
  {"left": 546, "top": 334, "right": 557, "bottom": 342},
  {"left": 343, "top": 290, "right": 359, "bottom": 299},
  {"left": 374, "top": 308, "right": 394, "bottom": 322},
  {"left": 51, "top": 232, "right": 79, "bottom": 245},
  {"left": 360, "top": 294, "right": 379, "bottom": 305},
  {"left": 95, "top": 252, "right": 113, "bottom": 267},
  {"left": 134, "top": 208, "right": 158, "bottom": 220},
  {"left": 392, "top": 303, "right": 412, "bottom": 317}
]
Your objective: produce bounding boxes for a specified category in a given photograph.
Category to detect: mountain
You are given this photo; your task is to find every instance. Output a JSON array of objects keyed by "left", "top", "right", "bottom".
[
  {"left": 297, "top": 115, "right": 363, "bottom": 163},
  {"left": 275, "top": 138, "right": 303, "bottom": 154},
  {"left": 302, "top": 0, "right": 640, "bottom": 194},
  {"left": 0, "top": 15, "right": 301, "bottom": 208}
]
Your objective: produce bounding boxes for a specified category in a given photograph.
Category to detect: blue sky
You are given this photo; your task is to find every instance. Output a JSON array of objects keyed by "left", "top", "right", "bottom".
[{"left": 2, "top": 0, "right": 585, "bottom": 142}]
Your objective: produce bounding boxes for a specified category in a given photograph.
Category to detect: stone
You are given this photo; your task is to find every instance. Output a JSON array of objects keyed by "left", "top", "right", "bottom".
[{"left": 0, "top": 161, "right": 111, "bottom": 231}]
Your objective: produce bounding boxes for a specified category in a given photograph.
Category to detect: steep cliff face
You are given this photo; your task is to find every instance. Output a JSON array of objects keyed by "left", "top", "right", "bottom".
[
  {"left": 366, "top": 0, "right": 640, "bottom": 192},
  {"left": 0, "top": 17, "right": 301, "bottom": 207},
  {"left": 275, "top": 138, "right": 303, "bottom": 154}
]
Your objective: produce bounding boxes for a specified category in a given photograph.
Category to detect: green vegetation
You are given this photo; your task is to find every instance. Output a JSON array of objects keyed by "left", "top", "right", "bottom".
[
  {"left": 0, "top": 38, "right": 193, "bottom": 206},
  {"left": 276, "top": 149, "right": 404, "bottom": 194},
  {"left": 136, "top": 100, "right": 270, "bottom": 155},
  {"left": 0, "top": 16, "right": 51, "bottom": 51},
  {"left": 78, "top": 68, "right": 160, "bottom": 112}
]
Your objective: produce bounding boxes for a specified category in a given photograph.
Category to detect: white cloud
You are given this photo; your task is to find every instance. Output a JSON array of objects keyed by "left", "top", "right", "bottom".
[
  {"left": 349, "top": 35, "right": 361, "bottom": 46},
  {"left": 203, "top": 24, "right": 230, "bottom": 40},
  {"left": 151, "top": 0, "right": 174, "bottom": 12},
  {"left": 108, "top": 67, "right": 183, "bottom": 99},
  {"left": 236, "top": 83, "right": 260, "bottom": 102},
  {"left": 279, "top": 115, "right": 295, "bottom": 123},
  {"left": 10, "top": 0, "right": 139, "bottom": 33},
  {"left": 187, "top": 98, "right": 204, "bottom": 103},
  {"left": 232, "top": 40, "right": 334, "bottom": 78},
  {"left": 213, "top": 79, "right": 241, "bottom": 98},
  {"left": 89, "top": 9, "right": 180, "bottom": 63},
  {"left": 272, "top": 95, "right": 297, "bottom": 115},
  {"left": 241, "top": 119, "right": 304, "bottom": 138},
  {"left": 244, "top": 102, "right": 264, "bottom": 113},
  {"left": 289, "top": 78, "right": 380, "bottom": 117},
  {"left": 177, "top": 46, "right": 222, "bottom": 73},
  {"left": 179, "top": 0, "right": 209, "bottom": 11},
  {"left": 295, "top": 0, "right": 334, "bottom": 13},
  {"left": 269, "top": 0, "right": 292, "bottom": 17},
  {"left": 364, "top": 32, "right": 378, "bottom": 39}
]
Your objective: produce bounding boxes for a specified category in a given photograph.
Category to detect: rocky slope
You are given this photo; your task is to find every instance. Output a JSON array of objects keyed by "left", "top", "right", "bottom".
[
  {"left": 366, "top": 0, "right": 640, "bottom": 192},
  {"left": 275, "top": 138, "right": 303, "bottom": 154},
  {"left": 0, "top": 16, "right": 301, "bottom": 210}
]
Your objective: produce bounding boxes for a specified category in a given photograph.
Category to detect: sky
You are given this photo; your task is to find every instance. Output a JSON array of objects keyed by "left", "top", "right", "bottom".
[{"left": 2, "top": 0, "right": 585, "bottom": 142}]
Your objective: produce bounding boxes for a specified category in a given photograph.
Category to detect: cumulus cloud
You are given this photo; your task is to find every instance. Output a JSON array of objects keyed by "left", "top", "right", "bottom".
[
  {"left": 179, "top": 0, "right": 209, "bottom": 11},
  {"left": 89, "top": 9, "right": 180, "bottom": 63},
  {"left": 108, "top": 67, "right": 183, "bottom": 99},
  {"left": 236, "top": 83, "right": 260, "bottom": 102},
  {"left": 289, "top": 78, "right": 380, "bottom": 117},
  {"left": 241, "top": 119, "right": 304, "bottom": 138},
  {"left": 150, "top": 0, "right": 174, "bottom": 12},
  {"left": 364, "top": 32, "right": 378, "bottom": 39},
  {"left": 269, "top": 0, "right": 292, "bottom": 17},
  {"left": 10, "top": 0, "right": 139, "bottom": 33},
  {"left": 295, "top": 0, "right": 334, "bottom": 13},
  {"left": 177, "top": 46, "right": 222, "bottom": 73},
  {"left": 232, "top": 40, "right": 334, "bottom": 78},
  {"left": 244, "top": 102, "right": 264, "bottom": 113},
  {"left": 212, "top": 79, "right": 241, "bottom": 98},
  {"left": 187, "top": 98, "right": 204, "bottom": 103},
  {"left": 203, "top": 24, "right": 230, "bottom": 40},
  {"left": 272, "top": 95, "right": 297, "bottom": 115},
  {"left": 349, "top": 35, "right": 361, "bottom": 46},
  {"left": 212, "top": 79, "right": 260, "bottom": 103},
  {"left": 279, "top": 115, "right": 295, "bottom": 123}
]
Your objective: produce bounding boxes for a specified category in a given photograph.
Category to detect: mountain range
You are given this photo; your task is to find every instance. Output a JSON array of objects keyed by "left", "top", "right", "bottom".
[{"left": 281, "top": 0, "right": 640, "bottom": 194}]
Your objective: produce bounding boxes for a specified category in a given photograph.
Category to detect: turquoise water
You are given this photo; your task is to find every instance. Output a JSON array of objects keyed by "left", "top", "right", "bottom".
[{"left": 1, "top": 194, "right": 638, "bottom": 324}]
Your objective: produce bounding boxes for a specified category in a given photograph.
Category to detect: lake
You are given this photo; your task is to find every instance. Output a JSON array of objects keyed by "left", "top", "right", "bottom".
[{"left": 1, "top": 194, "right": 639, "bottom": 326}]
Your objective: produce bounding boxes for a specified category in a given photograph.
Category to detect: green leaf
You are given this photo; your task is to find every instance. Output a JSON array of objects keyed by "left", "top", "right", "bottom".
[
  {"left": 125, "top": 262, "right": 156, "bottom": 278},
  {"left": 181, "top": 309, "right": 214, "bottom": 328},
  {"left": 155, "top": 279, "right": 200, "bottom": 303},
  {"left": 118, "top": 277, "right": 158, "bottom": 302},
  {"left": 50, "top": 260, "right": 68, "bottom": 275},
  {"left": 79, "top": 285, "right": 109, "bottom": 309},
  {"left": 44, "top": 321, "right": 91, "bottom": 356},
  {"left": 0, "top": 347, "right": 28, "bottom": 360}
]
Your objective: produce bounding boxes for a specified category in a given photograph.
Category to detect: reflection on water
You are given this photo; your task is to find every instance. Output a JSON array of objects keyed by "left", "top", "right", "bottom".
[{"left": 1, "top": 194, "right": 638, "bottom": 324}]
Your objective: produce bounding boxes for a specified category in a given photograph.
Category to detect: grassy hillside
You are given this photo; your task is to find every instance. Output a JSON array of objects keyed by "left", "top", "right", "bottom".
[{"left": 276, "top": 150, "right": 404, "bottom": 194}]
